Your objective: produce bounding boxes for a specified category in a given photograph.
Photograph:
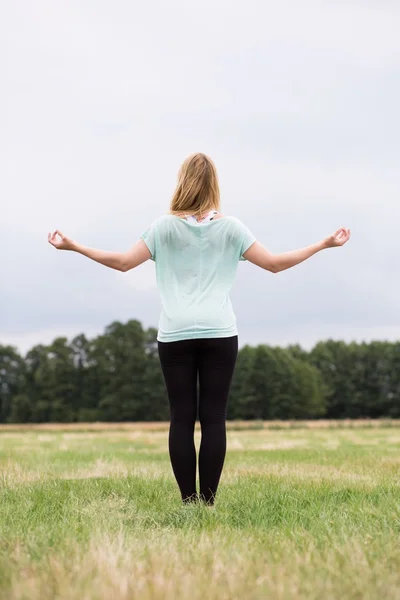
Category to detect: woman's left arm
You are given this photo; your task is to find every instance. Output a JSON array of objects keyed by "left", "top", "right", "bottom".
[{"left": 48, "top": 230, "right": 151, "bottom": 272}]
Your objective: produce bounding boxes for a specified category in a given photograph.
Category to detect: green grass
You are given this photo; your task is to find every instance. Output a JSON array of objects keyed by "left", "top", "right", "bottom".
[{"left": 0, "top": 426, "right": 399, "bottom": 599}]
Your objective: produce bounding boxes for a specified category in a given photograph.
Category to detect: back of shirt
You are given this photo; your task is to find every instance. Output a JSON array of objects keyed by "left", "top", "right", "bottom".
[{"left": 140, "top": 214, "right": 256, "bottom": 342}]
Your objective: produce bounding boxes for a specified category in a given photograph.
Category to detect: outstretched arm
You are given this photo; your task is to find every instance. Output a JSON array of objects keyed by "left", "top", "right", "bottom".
[
  {"left": 48, "top": 230, "right": 151, "bottom": 272},
  {"left": 243, "top": 227, "right": 350, "bottom": 273}
]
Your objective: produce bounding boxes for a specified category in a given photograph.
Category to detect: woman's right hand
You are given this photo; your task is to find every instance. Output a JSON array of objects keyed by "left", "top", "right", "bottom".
[
  {"left": 48, "top": 230, "right": 75, "bottom": 251},
  {"left": 324, "top": 227, "right": 351, "bottom": 248}
]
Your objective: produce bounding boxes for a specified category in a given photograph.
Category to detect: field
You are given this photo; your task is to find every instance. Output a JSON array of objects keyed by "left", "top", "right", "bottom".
[{"left": 0, "top": 422, "right": 399, "bottom": 600}]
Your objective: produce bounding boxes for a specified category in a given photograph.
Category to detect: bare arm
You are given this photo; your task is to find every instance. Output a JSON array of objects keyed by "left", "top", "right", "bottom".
[
  {"left": 48, "top": 230, "right": 151, "bottom": 272},
  {"left": 243, "top": 227, "right": 351, "bottom": 273}
]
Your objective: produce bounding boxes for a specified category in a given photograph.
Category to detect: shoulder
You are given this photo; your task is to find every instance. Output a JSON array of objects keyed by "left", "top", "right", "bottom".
[
  {"left": 144, "top": 214, "right": 184, "bottom": 243},
  {"left": 221, "top": 216, "right": 248, "bottom": 231},
  {"left": 155, "top": 213, "right": 173, "bottom": 225},
  {"left": 222, "top": 217, "right": 256, "bottom": 246},
  {"left": 146, "top": 214, "right": 173, "bottom": 231}
]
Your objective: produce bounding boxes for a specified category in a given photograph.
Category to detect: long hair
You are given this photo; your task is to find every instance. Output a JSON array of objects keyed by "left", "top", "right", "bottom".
[{"left": 169, "top": 153, "right": 220, "bottom": 217}]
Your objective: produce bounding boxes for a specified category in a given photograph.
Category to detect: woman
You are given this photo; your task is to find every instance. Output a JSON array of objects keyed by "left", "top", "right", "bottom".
[{"left": 48, "top": 152, "right": 350, "bottom": 506}]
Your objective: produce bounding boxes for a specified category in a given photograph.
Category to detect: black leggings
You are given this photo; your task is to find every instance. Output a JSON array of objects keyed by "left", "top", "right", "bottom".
[{"left": 157, "top": 336, "right": 238, "bottom": 505}]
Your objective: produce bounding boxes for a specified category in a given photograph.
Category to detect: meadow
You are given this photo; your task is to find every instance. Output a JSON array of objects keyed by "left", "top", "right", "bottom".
[{"left": 0, "top": 422, "right": 399, "bottom": 600}]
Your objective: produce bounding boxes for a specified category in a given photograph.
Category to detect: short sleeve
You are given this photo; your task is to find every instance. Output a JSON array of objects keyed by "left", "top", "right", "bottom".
[
  {"left": 236, "top": 219, "right": 256, "bottom": 261},
  {"left": 140, "top": 222, "right": 157, "bottom": 261}
]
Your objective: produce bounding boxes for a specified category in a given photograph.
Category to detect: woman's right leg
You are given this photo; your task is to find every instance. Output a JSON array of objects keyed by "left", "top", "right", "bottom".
[
  {"left": 198, "top": 336, "right": 238, "bottom": 505},
  {"left": 157, "top": 339, "right": 198, "bottom": 503}
]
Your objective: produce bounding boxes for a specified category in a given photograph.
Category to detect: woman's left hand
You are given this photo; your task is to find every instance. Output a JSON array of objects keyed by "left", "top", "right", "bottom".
[{"left": 48, "top": 230, "right": 75, "bottom": 251}]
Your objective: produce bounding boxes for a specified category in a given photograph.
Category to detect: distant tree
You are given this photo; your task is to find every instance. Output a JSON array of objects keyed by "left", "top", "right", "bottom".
[
  {"left": 141, "top": 327, "right": 169, "bottom": 421},
  {"left": 387, "top": 342, "right": 400, "bottom": 417},
  {"left": 309, "top": 340, "right": 357, "bottom": 418},
  {"left": 229, "top": 345, "right": 325, "bottom": 420},
  {"left": 352, "top": 342, "right": 397, "bottom": 418},
  {"left": 25, "top": 344, "right": 53, "bottom": 422},
  {"left": 0, "top": 345, "right": 25, "bottom": 422},
  {"left": 2, "top": 320, "right": 400, "bottom": 423},
  {"left": 71, "top": 334, "right": 100, "bottom": 422},
  {"left": 8, "top": 394, "right": 32, "bottom": 423},
  {"left": 229, "top": 345, "right": 261, "bottom": 419},
  {"left": 262, "top": 346, "right": 325, "bottom": 419},
  {"left": 90, "top": 320, "right": 149, "bottom": 421}
]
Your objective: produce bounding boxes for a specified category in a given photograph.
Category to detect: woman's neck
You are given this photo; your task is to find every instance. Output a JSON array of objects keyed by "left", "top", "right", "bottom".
[{"left": 175, "top": 208, "right": 219, "bottom": 222}]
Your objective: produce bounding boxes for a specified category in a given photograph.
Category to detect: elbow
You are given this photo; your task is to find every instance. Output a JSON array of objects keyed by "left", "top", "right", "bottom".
[
  {"left": 265, "top": 261, "right": 280, "bottom": 274},
  {"left": 120, "top": 254, "right": 135, "bottom": 272},
  {"left": 263, "top": 253, "right": 281, "bottom": 274},
  {"left": 120, "top": 262, "right": 137, "bottom": 273}
]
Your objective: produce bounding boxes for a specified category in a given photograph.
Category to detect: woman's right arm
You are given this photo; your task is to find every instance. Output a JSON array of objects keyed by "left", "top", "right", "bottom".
[{"left": 243, "top": 227, "right": 350, "bottom": 273}]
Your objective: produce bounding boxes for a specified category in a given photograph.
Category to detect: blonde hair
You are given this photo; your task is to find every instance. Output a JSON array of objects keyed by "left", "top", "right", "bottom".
[{"left": 169, "top": 153, "right": 220, "bottom": 217}]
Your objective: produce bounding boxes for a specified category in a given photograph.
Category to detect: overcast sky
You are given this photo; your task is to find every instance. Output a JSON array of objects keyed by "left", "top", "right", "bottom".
[{"left": 2, "top": 0, "right": 400, "bottom": 354}]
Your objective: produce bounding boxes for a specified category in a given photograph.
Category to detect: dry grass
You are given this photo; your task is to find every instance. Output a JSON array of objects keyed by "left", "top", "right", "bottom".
[
  {"left": 1, "top": 426, "right": 399, "bottom": 599},
  {"left": 0, "top": 418, "right": 399, "bottom": 432},
  {"left": 4, "top": 530, "right": 400, "bottom": 600}
]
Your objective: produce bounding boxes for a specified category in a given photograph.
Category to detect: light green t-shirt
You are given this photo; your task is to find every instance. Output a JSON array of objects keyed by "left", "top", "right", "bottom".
[{"left": 140, "top": 214, "right": 256, "bottom": 342}]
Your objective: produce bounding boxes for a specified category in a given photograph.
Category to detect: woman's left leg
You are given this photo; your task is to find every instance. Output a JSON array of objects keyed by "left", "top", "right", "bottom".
[{"left": 157, "top": 339, "right": 198, "bottom": 503}]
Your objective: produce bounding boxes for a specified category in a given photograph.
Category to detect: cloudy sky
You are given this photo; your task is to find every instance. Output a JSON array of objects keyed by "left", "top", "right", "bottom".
[{"left": 2, "top": 0, "right": 400, "bottom": 354}]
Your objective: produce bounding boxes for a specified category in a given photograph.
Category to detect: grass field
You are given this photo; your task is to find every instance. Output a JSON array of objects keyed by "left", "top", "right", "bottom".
[{"left": 0, "top": 423, "right": 399, "bottom": 599}]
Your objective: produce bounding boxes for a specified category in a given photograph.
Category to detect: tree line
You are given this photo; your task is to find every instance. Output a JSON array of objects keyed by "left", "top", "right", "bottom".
[{"left": 1, "top": 319, "right": 399, "bottom": 423}]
